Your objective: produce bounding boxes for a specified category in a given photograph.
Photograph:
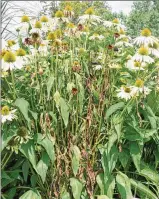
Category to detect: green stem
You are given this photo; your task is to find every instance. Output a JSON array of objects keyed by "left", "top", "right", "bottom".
[
  {"left": 2, "top": 151, "right": 13, "bottom": 169},
  {"left": 11, "top": 70, "right": 16, "bottom": 99}
]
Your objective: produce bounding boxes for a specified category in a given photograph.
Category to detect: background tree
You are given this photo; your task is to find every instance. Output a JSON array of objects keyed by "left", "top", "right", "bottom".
[{"left": 126, "top": 1, "right": 159, "bottom": 37}]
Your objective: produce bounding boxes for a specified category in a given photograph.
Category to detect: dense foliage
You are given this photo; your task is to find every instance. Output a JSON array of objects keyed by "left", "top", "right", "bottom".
[{"left": 1, "top": 2, "right": 159, "bottom": 199}]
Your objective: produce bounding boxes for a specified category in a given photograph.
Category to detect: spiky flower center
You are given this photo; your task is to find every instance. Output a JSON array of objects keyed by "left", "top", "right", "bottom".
[
  {"left": 122, "top": 37, "right": 129, "bottom": 42},
  {"left": 0, "top": 50, "right": 7, "bottom": 58},
  {"left": 34, "top": 21, "right": 42, "bottom": 29},
  {"left": 7, "top": 40, "right": 16, "bottom": 47},
  {"left": 138, "top": 46, "right": 149, "bottom": 56},
  {"left": 134, "top": 61, "right": 141, "bottom": 67},
  {"left": 119, "top": 28, "right": 125, "bottom": 35},
  {"left": 17, "top": 127, "right": 28, "bottom": 137},
  {"left": 1, "top": 106, "right": 10, "bottom": 115},
  {"left": 47, "top": 32, "right": 57, "bottom": 40},
  {"left": 141, "top": 28, "right": 151, "bottom": 37},
  {"left": 85, "top": 7, "right": 94, "bottom": 15},
  {"left": 112, "top": 18, "right": 119, "bottom": 24},
  {"left": 135, "top": 79, "right": 144, "bottom": 87},
  {"left": 40, "top": 16, "right": 48, "bottom": 23},
  {"left": 83, "top": 26, "right": 89, "bottom": 32},
  {"left": 124, "top": 87, "right": 131, "bottom": 93},
  {"left": 67, "top": 23, "right": 75, "bottom": 29},
  {"left": 16, "top": 48, "right": 26, "bottom": 56},
  {"left": 55, "top": 29, "right": 62, "bottom": 38},
  {"left": 3, "top": 51, "right": 16, "bottom": 63},
  {"left": 53, "top": 39, "right": 62, "bottom": 47},
  {"left": 65, "top": 5, "right": 73, "bottom": 11},
  {"left": 32, "top": 32, "right": 40, "bottom": 40},
  {"left": 55, "top": 10, "right": 64, "bottom": 18},
  {"left": 21, "top": 15, "right": 30, "bottom": 22},
  {"left": 79, "top": 48, "right": 85, "bottom": 54}
]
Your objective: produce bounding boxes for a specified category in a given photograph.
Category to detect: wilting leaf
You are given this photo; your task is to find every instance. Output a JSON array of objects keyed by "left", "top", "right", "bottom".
[
  {"left": 36, "top": 151, "right": 50, "bottom": 183},
  {"left": 116, "top": 172, "right": 132, "bottom": 199},
  {"left": 59, "top": 97, "right": 69, "bottom": 127},
  {"left": 14, "top": 98, "right": 30, "bottom": 123},
  {"left": 37, "top": 134, "right": 55, "bottom": 164},
  {"left": 19, "top": 189, "right": 42, "bottom": 199},
  {"left": 70, "top": 178, "right": 83, "bottom": 199}
]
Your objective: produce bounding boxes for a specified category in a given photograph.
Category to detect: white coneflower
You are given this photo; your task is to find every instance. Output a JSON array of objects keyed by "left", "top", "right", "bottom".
[
  {"left": 78, "top": 8, "right": 101, "bottom": 25},
  {"left": 117, "top": 86, "right": 135, "bottom": 101},
  {"left": 115, "top": 35, "right": 132, "bottom": 47},
  {"left": 54, "top": 10, "right": 69, "bottom": 23},
  {"left": 126, "top": 59, "right": 146, "bottom": 71},
  {"left": 15, "top": 127, "right": 32, "bottom": 144},
  {"left": 1, "top": 106, "right": 17, "bottom": 123},
  {"left": 132, "top": 46, "right": 154, "bottom": 64},
  {"left": 2, "top": 51, "right": 25, "bottom": 71},
  {"left": 148, "top": 42, "right": 159, "bottom": 58},
  {"left": 89, "top": 33, "right": 104, "bottom": 40},
  {"left": 132, "top": 79, "right": 151, "bottom": 96},
  {"left": 92, "top": 64, "right": 102, "bottom": 70},
  {"left": 103, "top": 18, "right": 126, "bottom": 31},
  {"left": 134, "top": 28, "right": 158, "bottom": 46},
  {"left": 78, "top": 15, "right": 102, "bottom": 25},
  {"left": 38, "top": 40, "right": 49, "bottom": 56}
]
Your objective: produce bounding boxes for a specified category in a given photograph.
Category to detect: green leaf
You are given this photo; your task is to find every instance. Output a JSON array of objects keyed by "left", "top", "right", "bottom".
[
  {"left": 130, "top": 179, "right": 158, "bottom": 199},
  {"left": 47, "top": 76, "right": 55, "bottom": 100},
  {"left": 119, "top": 149, "right": 130, "bottom": 169},
  {"left": 37, "top": 134, "right": 55, "bottom": 164},
  {"left": 96, "top": 173, "right": 104, "bottom": 195},
  {"left": 61, "top": 192, "right": 71, "bottom": 199},
  {"left": 14, "top": 98, "right": 30, "bottom": 123},
  {"left": 19, "top": 140, "right": 37, "bottom": 171},
  {"left": 100, "top": 145, "right": 118, "bottom": 176},
  {"left": 97, "top": 196, "right": 109, "bottom": 199},
  {"left": 106, "top": 102, "right": 125, "bottom": 119},
  {"left": 124, "top": 125, "right": 143, "bottom": 141},
  {"left": 71, "top": 145, "right": 81, "bottom": 176},
  {"left": 70, "top": 178, "right": 83, "bottom": 199},
  {"left": 1, "top": 131, "right": 15, "bottom": 151},
  {"left": 140, "top": 162, "right": 159, "bottom": 185},
  {"left": 19, "top": 189, "right": 42, "bottom": 199},
  {"left": 22, "top": 160, "right": 30, "bottom": 182},
  {"left": 31, "top": 174, "right": 37, "bottom": 187},
  {"left": 59, "top": 97, "right": 69, "bottom": 127},
  {"left": 116, "top": 172, "right": 132, "bottom": 199},
  {"left": 5, "top": 187, "right": 16, "bottom": 199},
  {"left": 36, "top": 151, "right": 50, "bottom": 183},
  {"left": 130, "top": 142, "right": 142, "bottom": 172}
]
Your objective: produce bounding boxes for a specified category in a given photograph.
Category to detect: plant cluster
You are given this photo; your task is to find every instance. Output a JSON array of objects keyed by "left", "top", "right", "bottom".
[{"left": 1, "top": 3, "right": 159, "bottom": 199}]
